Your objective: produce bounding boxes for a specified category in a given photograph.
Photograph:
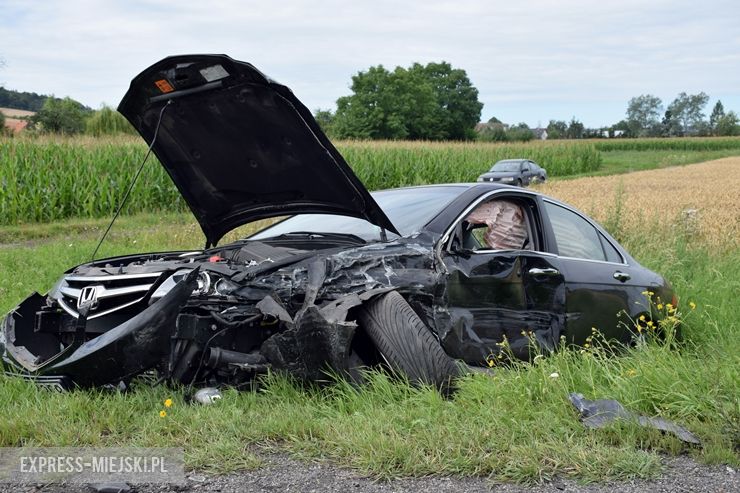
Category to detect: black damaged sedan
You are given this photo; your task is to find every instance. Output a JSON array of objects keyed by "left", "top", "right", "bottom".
[{"left": 0, "top": 55, "right": 675, "bottom": 391}]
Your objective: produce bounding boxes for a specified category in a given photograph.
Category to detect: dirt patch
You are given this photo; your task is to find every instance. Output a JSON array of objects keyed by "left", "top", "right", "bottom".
[
  {"left": 537, "top": 157, "right": 740, "bottom": 248},
  {"left": 1, "top": 455, "right": 734, "bottom": 493}
]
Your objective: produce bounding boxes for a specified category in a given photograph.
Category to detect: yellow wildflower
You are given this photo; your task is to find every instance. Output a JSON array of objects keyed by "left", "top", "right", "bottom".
[
  {"left": 159, "top": 410, "right": 167, "bottom": 418},
  {"left": 657, "top": 303, "right": 664, "bottom": 310},
  {"left": 689, "top": 301, "right": 696, "bottom": 310},
  {"left": 164, "top": 398, "right": 173, "bottom": 408},
  {"left": 639, "top": 315, "right": 646, "bottom": 322}
]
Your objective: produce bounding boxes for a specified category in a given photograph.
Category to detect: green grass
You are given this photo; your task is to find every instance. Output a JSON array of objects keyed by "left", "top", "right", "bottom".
[
  {"left": 0, "top": 214, "right": 737, "bottom": 482},
  {"left": 593, "top": 149, "right": 740, "bottom": 177},
  {"left": 1, "top": 134, "right": 739, "bottom": 481}
]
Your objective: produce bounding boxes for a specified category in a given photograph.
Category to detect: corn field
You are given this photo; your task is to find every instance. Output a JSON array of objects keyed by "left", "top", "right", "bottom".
[{"left": 0, "top": 136, "right": 602, "bottom": 225}]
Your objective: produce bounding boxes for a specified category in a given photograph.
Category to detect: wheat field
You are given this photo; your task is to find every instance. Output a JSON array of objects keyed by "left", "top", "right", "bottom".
[{"left": 537, "top": 157, "right": 740, "bottom": 248}]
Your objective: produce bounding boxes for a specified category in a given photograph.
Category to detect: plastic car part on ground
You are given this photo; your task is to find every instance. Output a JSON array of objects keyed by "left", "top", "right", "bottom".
[
  {"left": 569, "top": 393, "right": 701, "bottom": 444},
  {"left": 193, "top": 387, "right": 223, "bottom": 405}
]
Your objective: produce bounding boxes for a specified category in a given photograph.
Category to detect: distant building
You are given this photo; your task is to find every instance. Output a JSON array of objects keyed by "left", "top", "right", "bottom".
[
  {"left": 532, "top": 128, "right": 548, "bottom": 140},
  {"left": 601, "top": 129, "right": 625, "bottom": 138},
  {"left": 1, "top": 107, "right": 35, "bottom": 134}
]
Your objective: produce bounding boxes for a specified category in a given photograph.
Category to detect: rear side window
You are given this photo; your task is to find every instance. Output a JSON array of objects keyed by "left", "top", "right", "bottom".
[
  {"left": 600, "top": 234, "right": 623, "bottom": 263},
  {"left": 544, "top": 202, "right": 605, "bottom": 261}
]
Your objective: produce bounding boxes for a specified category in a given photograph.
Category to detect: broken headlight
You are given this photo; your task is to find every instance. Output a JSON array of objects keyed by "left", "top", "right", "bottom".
[{"left": 150, "top": 269, "right": 237, "bottom": 303}]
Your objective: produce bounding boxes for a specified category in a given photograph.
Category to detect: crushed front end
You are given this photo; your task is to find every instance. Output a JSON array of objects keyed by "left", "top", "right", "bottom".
[{"left": 0, "top": 237, "right": 436, "bottom": 390}]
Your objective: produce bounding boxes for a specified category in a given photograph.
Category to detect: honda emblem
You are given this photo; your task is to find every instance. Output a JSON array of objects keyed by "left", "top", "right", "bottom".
[{"left": 77, "top": 286, "right": 100, "bottom": 310}]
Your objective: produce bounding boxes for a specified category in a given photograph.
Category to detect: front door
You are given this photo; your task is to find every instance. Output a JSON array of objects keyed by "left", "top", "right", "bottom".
[{"left": 433, "top": 194, "right": 566, "bottom": 365}]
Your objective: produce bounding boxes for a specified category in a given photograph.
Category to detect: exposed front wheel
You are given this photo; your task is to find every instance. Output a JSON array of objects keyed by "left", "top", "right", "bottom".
[{"left": 358, "top": 291, "right": 460, "bottom": 392}]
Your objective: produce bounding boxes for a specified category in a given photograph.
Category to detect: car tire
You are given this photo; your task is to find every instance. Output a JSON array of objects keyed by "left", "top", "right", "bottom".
[{"left": 358, "top": 291, "right": 460, "bottom": 392}]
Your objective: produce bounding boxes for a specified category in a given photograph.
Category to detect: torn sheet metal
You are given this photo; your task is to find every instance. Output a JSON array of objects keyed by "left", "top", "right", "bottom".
[{"left": 569, "top": 393, "right": 701, "bottom": 444}]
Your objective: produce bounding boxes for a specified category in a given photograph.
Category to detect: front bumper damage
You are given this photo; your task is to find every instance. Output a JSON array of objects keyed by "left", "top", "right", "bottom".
[
  {"left": 0, "top": 252, "right": 403, "bottom": 390},
  {"left": 1, "top": 270, "right": 199, "bottom": 389}
]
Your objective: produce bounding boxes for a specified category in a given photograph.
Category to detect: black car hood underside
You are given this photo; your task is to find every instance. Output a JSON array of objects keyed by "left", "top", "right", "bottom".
[{"left": 118, "top": 54, "right": 398, "bottom": 246}]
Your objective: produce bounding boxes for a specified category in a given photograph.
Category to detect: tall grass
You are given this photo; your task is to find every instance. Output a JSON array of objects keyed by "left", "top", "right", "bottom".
[
  {"left": 0, "top": 220, "right": 736, "bottom": 480},
  {"left": 593, "top": 136, "right": 740, "bottom": 152},
  {"left": 0, "top": 136, "right": 601, "bottom": 225},
  {"left": 341, "top": 140, "right": 602, "bottom": 187},
  {"left": 0, "top": 137, "right": 185, "bottom": 224}
]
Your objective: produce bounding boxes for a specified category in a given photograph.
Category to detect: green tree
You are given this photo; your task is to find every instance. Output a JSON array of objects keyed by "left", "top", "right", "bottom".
[
  {"left": 332, "top": 62, "right": 482, "bottom": 140},
  {"left": 407, "top": 62, "right": 483, "bottom": 140},
  {"left": 566, "top": 117, "right": 584, "bottom": 139},
  {"left": 477, "top": 122, "right": 507, "bottom": 142},
  {"left": 313, "top": 108, "right": 335, "bottom": 137},
  {"left": 661, "top": 109, "right": 681, "bottom": 137},
  {"left": 332, "top": 65, "right": 435, "bottom": 139},
  {"left": 85, "top": 105, "right": 136, "bottom": 136},
  {"left": 625, "top": 94, "right": 663, "bottom": 137},
  {"left": 709, "top": 100, "right": 725, "bottom": 134},
  {"left": 31, "top": 96, "right": 89, "bottom": 134},
  {"left": 546, "top": 119, "right": 568, "bottom": 139},
  {"left": 507, "top": 122, "right": 534, "bottom": 142},
  {"left": 666, "top": 92, "right": 709, "bottom": 136},
  {"left": 715, "top": 111, "right": 740, "bottom": 136}
]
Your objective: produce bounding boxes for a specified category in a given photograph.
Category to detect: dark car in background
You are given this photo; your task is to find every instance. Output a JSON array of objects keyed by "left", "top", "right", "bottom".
[
  {"left": 0, "top": 55, "right": 673, "bottom": 392},
  {"left": 477, "top": 159, "right": 547, "bottom": 186}
]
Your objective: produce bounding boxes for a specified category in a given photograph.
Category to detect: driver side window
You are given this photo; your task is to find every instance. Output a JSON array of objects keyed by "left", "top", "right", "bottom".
[{"left": 462, "top": 199, "right": 532, "bottom": 251}]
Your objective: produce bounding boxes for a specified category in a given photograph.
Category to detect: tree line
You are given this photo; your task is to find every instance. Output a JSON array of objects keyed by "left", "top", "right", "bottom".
[
  {"left": 3, "top": 62, "right": 739, "bottom": 139},
  {"left": 620, "top": 93, "right": 738, "bottom": 137},
  {"left": 0, "top": 87, "right": 136, "bottom": 136}
]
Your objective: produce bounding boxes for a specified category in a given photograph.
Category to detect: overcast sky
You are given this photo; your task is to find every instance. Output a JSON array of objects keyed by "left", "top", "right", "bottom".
[{"left": 1, "top": 0, "right": 739, "bottom": 128}]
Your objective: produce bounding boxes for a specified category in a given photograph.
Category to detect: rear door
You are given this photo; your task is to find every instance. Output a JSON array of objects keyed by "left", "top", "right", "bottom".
[
  {"left": 540, "top": 200, "right": 638, "bottom": 344},
  {"left": 435, "top": 192, "right": 566, "bottom": 365}
]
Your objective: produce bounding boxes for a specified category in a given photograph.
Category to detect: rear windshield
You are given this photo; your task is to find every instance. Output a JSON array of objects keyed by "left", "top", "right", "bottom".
[{"left": 250, "top": 186, "right": 464, "bottom": 241}]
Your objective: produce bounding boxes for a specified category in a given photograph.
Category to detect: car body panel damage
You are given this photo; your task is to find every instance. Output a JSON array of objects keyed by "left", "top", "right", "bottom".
[
  {"left": 2, "top": 269, "right": 198, "bottom": 387},
  {"left": 0, "top": 55, "right": 674, "bottom": 390},
  {"left": 435, "top": 252, "right": 566, "bottom": 363}
]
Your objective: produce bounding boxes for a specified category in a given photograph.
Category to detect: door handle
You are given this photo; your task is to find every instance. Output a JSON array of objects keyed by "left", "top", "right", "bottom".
[
  {"left": 613, "top": 271, "right": 631, "bottom": 282},
  {"left": 528, "top": 267, "right": 560, "bottom": 276}
]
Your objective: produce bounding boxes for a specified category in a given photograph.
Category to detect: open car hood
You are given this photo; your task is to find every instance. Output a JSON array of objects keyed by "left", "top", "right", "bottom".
[{"left": 118, "top": 54, "right": 398, "bottom": 246}]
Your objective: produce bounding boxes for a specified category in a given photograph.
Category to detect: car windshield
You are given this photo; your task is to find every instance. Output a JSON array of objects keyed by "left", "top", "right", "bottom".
[
  {"left": 249, "top": 186, "right": 465, "bottom": 241},
  {"left": 491, "top": 161, "right": 522, "bottom": 172}
]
